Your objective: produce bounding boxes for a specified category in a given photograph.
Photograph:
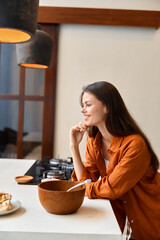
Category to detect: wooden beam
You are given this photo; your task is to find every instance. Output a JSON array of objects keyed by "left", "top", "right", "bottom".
[
  {"left": 38, "top": 6, "right": 160, "bottom": 28},
  {"left": 41, "top": 24, "right": 59, "bottom": 158},
  {"left": 0, "top": 95, "right": 50, "bottom": 101},
  {"left": 17, "top": 67, "right": 25, "bottom": 159}
]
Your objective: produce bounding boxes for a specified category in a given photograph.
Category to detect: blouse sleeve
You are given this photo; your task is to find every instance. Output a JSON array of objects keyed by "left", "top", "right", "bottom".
[
  {"left": 85, "top": 136, "right": 151, "bottom": 200},
  {"left": 72, "top": 136, "right": 100, "bottom": 182}
]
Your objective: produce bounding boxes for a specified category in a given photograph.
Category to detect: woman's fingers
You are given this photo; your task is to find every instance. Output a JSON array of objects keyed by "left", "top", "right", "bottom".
[
  {"left": 71, "top": 122, "right": 88, "bottom": 134},
  {"left": 70, "top": 122, "right": 88, "bottom": 146},
  {"left": 78, "top": 122, "right": 88, "bottom": 132}
]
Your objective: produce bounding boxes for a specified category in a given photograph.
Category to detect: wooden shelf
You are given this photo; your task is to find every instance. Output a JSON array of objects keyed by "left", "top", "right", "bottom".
[{"left": 38, "top": 6, "right": 160, "bottom": 28}]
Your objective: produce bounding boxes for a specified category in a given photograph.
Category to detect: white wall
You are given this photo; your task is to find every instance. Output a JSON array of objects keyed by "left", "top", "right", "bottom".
[
  {"left": 40, "top": 1, "right": 160, "bottom": 162},
  {"left": 39, "top": 0, "right": 160, "bottom": 10}
]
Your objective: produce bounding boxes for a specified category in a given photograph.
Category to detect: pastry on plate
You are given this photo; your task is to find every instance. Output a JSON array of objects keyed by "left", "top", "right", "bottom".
[{"left": 0, "top": 192, "right": 12, "bottom": 212}]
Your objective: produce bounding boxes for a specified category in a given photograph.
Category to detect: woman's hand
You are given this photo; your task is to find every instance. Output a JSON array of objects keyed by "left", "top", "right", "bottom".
[
  {"left": 70, "top": 122, "right": 88, "bottom": 148},
  {"left": 69, "top": 122, "right": 88, "bottom": 180}
]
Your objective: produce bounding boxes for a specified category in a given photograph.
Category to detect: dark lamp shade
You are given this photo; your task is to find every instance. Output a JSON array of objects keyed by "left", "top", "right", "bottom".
[
  {"left": 0, "top": 0, "right": 39, "bottom": 43},
  {"left": 16, "top": 30, "right": 53, "bottom": 69}
]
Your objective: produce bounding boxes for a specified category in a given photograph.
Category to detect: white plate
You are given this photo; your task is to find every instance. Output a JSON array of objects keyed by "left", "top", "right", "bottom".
[{"left": 0, "top": 198, "right": 21, "bottom": 216}]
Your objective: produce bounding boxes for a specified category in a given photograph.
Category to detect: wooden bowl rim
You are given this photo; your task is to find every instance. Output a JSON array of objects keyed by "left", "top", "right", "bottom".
[
  {"left": 15, "top": 175, "right": 33, "bottom": 183},
  {"left": 38, "top": 180, "right": 85, "bottom": 193}
]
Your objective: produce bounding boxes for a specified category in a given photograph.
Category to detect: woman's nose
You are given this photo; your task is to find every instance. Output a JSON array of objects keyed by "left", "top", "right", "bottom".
[{"left": 81, "top": 107, "right": 86, "bottom": 113}]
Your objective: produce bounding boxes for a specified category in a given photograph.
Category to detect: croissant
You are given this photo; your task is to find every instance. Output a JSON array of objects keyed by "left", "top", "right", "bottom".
[{"left": 0, "top": 192, "right": 12, "bottom": 212}]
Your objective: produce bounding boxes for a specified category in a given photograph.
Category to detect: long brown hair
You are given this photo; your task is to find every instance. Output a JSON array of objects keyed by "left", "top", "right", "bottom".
[{"left": 81, "top": 81, "right": 159, "bottom": 170}]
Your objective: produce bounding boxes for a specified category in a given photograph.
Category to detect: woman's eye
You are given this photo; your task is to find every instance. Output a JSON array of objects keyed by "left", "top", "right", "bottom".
[{"left": 82, "top": 103, "right": 92, "bottom": 108}]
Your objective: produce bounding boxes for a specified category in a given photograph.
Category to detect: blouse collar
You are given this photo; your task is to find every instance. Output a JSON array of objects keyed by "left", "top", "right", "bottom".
[{"left": 93, "top": 131, "right": 124, "bottom": 153}]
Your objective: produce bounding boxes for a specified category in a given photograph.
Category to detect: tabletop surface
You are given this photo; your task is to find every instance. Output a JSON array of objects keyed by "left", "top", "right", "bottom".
[{"left": 0, "top": 159, "right": 121, "bottom": 240}]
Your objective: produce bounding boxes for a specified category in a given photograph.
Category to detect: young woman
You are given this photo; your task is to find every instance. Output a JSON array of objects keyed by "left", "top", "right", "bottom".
[{"left": 70, "top": 81, "right": 160, "bottom": 240}]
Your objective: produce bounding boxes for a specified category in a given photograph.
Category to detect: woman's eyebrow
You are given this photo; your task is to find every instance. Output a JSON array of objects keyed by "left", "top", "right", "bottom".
[{"left": 83, "top": 101, "right": 92, "bottom": 104}]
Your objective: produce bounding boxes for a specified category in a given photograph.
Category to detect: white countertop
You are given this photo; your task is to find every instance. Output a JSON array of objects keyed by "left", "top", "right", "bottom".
[{"left": 0, "top": 159, "right": 121, "bottom": 240}]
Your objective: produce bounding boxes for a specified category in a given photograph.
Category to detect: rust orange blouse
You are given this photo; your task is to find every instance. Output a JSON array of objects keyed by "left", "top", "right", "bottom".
[{"left": 72, "top": 132, "right": 160, "bottom": 240}]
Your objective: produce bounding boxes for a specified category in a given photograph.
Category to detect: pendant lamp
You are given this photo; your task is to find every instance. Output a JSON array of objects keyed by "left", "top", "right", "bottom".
[
  {"left": 16, "top": 30, "right": 53, "bottom": 69},
  {"left": 0, "top": 0, "right": 39, "bottom": 43}
]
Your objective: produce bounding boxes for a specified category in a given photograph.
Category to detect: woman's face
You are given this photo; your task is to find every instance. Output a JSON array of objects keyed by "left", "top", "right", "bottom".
[{"left": 81, "top": 91, "right": 107, "bottom": 127}]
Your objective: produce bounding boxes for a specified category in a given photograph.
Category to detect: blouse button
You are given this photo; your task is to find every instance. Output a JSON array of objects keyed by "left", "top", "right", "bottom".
[
  {"left": 130, "top": 220, "right": 134, "bottom": 223},
  {"left": 123, "top": 200, "right": 127, "bottom": 204}
]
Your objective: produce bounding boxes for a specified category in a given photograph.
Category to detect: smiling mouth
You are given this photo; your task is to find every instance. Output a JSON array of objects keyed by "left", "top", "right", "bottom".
[{"left": 84, "top": 115, "right": 90, "bottom": 121}]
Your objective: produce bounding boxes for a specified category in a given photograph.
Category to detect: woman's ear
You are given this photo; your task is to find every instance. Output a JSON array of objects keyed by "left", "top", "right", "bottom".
[{"left": 104, "top": 106, "right": 107, "bottom": 114}]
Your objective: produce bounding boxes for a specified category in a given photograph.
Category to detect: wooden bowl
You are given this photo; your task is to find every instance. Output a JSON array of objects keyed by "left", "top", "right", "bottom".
[
  {"left": 38, "top": 180, "right": 85, "bottom": 215},
  {"left": 15, "top": 175, "right": 33, "bottom": 183}
]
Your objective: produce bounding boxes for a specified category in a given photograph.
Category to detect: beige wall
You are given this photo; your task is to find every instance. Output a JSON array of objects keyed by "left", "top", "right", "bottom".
[
  {"left": 39, "top": 0, "right": 160, "bottom": 10},
  {"left": 40, "top": 1, "right": 160, "bottom": 162}
]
